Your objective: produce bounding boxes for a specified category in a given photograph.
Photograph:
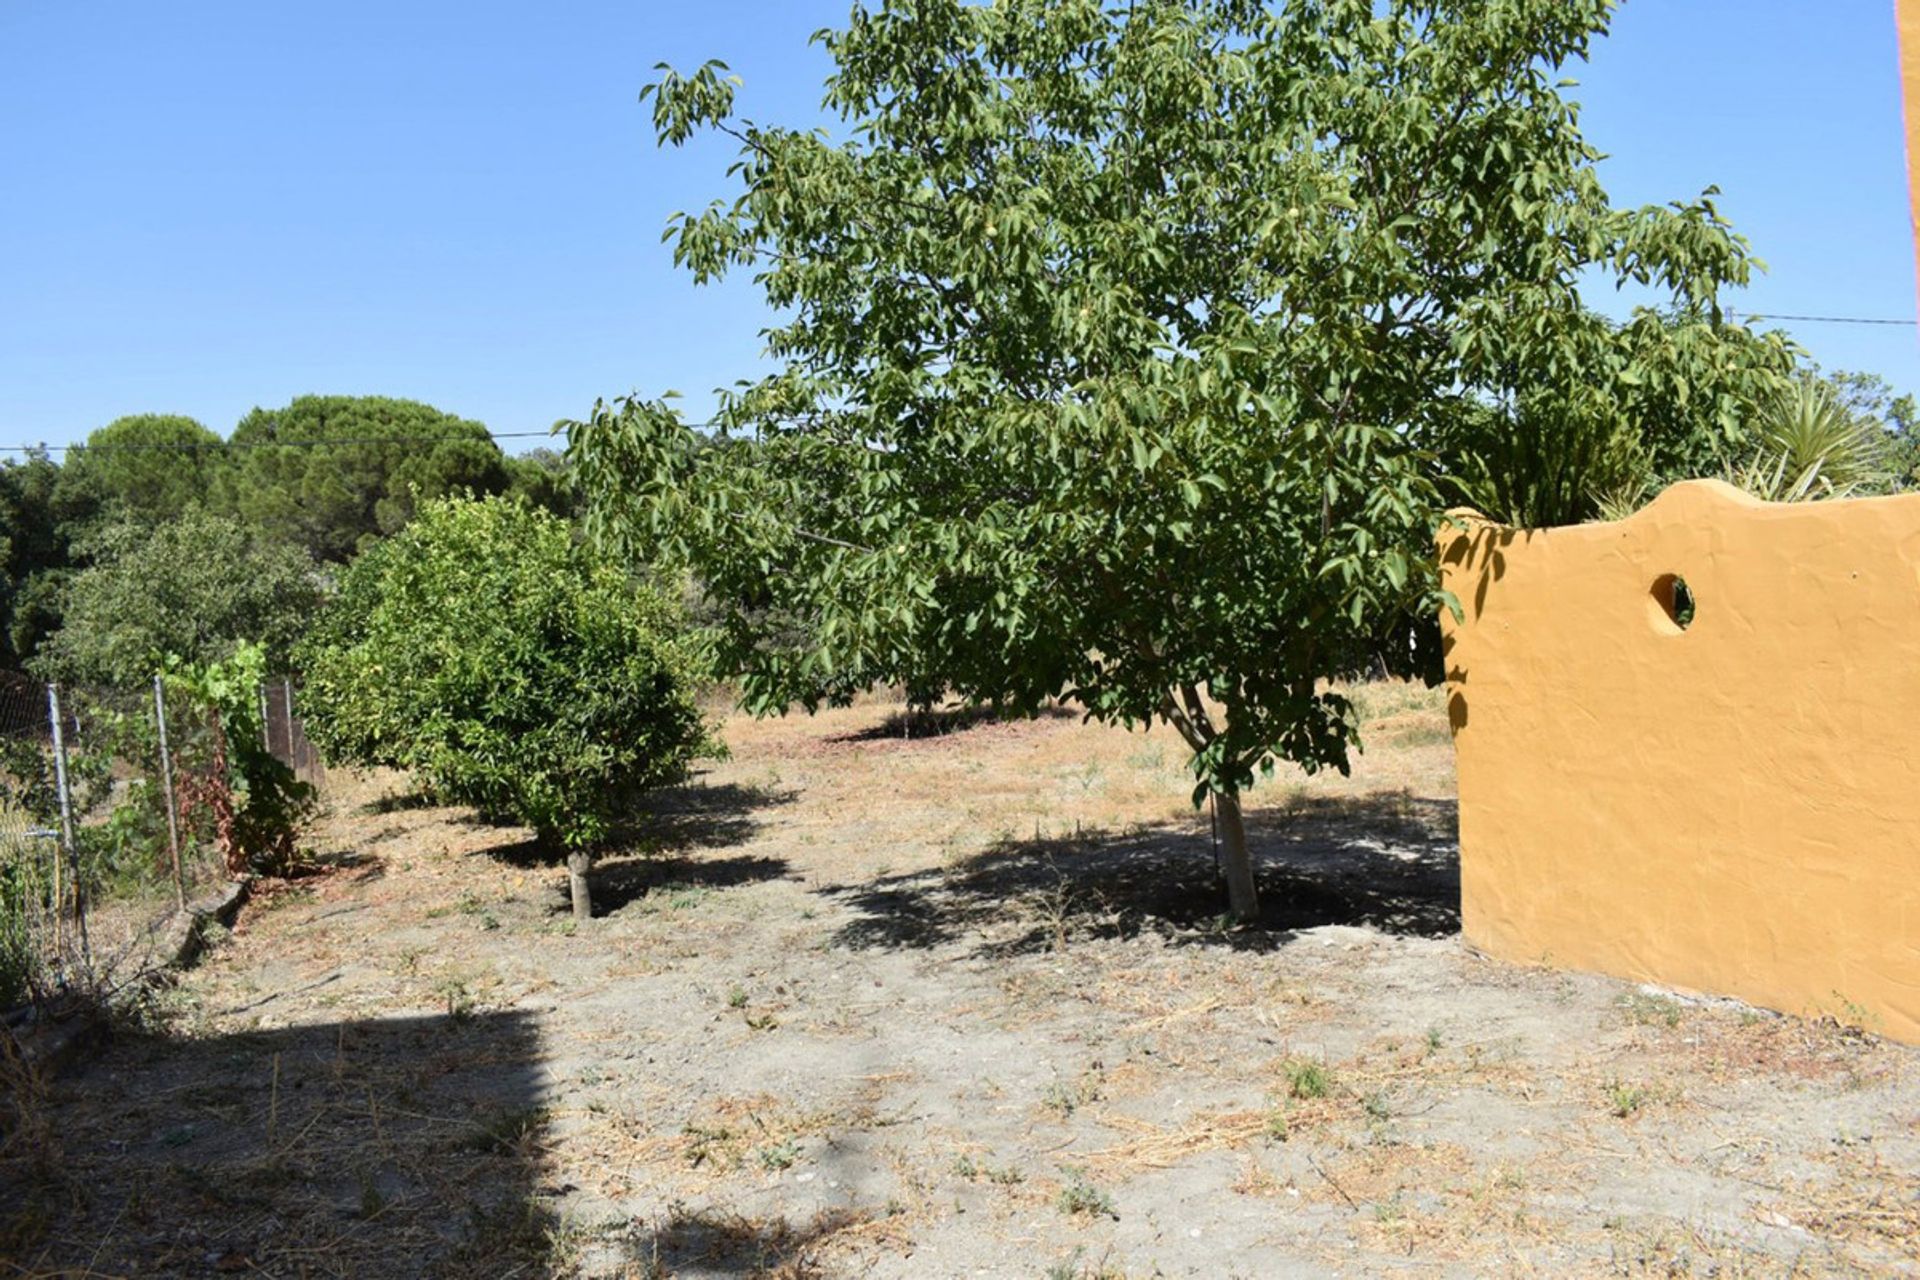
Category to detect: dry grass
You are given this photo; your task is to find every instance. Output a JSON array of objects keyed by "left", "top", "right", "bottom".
[{"left": 3, "top": 681, "right": 1915, "bottom": 1278}]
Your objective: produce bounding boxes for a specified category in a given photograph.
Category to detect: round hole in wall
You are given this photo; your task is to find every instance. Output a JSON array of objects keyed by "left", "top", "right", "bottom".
[{"left": 1650, "top": 573, "right": 1696, "bottom": 631}]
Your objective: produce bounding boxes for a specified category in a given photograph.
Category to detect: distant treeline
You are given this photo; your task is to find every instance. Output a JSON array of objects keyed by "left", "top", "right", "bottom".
[{"left": 0, "top": 395, "right": 570, "bottom": 676}]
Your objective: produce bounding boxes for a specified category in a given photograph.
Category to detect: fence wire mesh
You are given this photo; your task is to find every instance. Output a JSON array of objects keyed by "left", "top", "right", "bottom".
[
  {"left": 0, "top": 671, "right": 65, "bottom": 1008},
  {"left": 0, "top": 671, "right": 327, "bottom": 1013}
]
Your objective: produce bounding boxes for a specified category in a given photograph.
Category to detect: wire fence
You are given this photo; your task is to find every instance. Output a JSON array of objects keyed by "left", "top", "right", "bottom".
[
  {"left": 0, "top": 672, "right": 69, "bottom": 1011},
  {"left": 0, "top": 670, "right": 326, "bottom": 1012},
  {"left": 261, "top": 678, "right": 325, "bottom": 787}
]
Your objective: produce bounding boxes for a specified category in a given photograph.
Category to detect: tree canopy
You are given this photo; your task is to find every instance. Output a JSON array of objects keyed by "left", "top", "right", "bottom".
[
  {"left": 0, "top": 452, "right": 80, "bottom": 667},
  {"left": 58, "top": 414, "right": 226, "bottom": 526},
  {"left": 32, "top": 508, "right": 322, "bottom": 687},
  {"left": 568, "top": 0, "right": 1795, "bottom": 921},
  {"left": 220, "top": 395, "right": 515, "bottom": 561}
]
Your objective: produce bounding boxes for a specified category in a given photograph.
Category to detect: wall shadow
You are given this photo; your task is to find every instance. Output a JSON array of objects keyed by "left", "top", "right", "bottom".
[
  {"left": 824, "top": 792, "right": 1459, "bottom": 957},
  {"left": 1, "top": 1010, "right": 555, "bottom": 1278}
]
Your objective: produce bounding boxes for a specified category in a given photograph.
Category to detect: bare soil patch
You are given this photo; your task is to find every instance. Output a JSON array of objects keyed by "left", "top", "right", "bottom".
[{"left": 6, "top": 685, "right": 1916, "bottom": 1277}]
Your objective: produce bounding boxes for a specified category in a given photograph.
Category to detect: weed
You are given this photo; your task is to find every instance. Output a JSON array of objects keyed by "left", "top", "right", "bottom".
[
  {"left": 745, "top": 1012, "right": 779, "bottom": 1032},
  {"left": 1619, "top": 992, "right": 1684, "bottom": 1028},
  {"left": 1830, "top": 990, "right": 1880, "bottom": 1031},
  {"left": 1055, "top": 1167, "right": 1117, "bottom": 1219},
  {"left": 1264, "top": 1109, "right": 1289, "bottom": 1142},
  {"left": 950, "top": 1154, "right": 978, "bottom": 1180},
  {"left": 647, "top": 882, "right": 710, "bottom": 912},
  {"left": 447, "top": 1193, "right": 573, "bottom": 1273},
  {"left": 455, "top": 1106, "right": 547, "bottom": 1156},
  {"left": 1065, "top": 762, "right": 1105, "bottom": 793},
  {"left": 1424, "top": 1026, "right": 1444, "bottom": 1053},
  {"left": 1362, "top": 1092, "right": 1391, "bottom": 1122},
  {"left": 357, "top": 1172, "right": 386, "bottom": 1219},
  {"left": 683, "top": 1123, "right": 734, "bottom": 1169},
  {"left": 259, "top": 885, "right": 315, "bottom": 912},
  {"left": 1605, "top": 1080, "right": 1651, "bottom": 1118},
  {"left": 755, "top": 1138, "right": 801, "bottom": 1171},
  {"left": 1041, "top": 1070, "right": 1102, "bottom": 1118},
  {"left": 984, "top": 1164, "right": 1025, "bottom": 1186},
  {"left": 727, "top": 985, "right": 748, "bottom": 1009},
  {"left": 436, "top": 978, "right": 475, "bottom": 1022},
  {"left": 478, "top": 911, "right": 500, "bottom": 931},
  {"left": 1047, "top": 1247, "right": 1125, "bottom": 1280},
  {"left": 1283, "top": 1057, "right": 1333, "bottom": 1100}
]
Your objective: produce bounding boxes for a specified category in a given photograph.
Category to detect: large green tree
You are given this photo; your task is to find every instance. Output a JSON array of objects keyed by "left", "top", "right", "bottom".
[
  {"left": 220, "top": 395, "right": 513, "bottom": 561},
  {"left": 1827, "top": 369, "right": 1919, "bottom": 492},
  {"left": 0, "top": 451, "right": 82, "bottom": 667},
  {"left": 33, "top": 508, "right": 321, "bottom": 688},
  {"left": 57, "top": 414, "right": 227, "bottom": 526},
  {"left": 570, "top": 0, "right": 1781, "bottom": 920}
]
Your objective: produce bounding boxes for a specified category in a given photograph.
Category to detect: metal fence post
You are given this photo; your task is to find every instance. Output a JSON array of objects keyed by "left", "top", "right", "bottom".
[
  {"left": 153, "top": 674, "right": 186, "bottom": 911},
  {"left": 45, "top": 682, "right": 90, "bottom": 969}
]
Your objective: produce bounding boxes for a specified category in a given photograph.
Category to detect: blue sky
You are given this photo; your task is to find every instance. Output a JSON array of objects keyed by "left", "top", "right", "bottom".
[{"left": 1, "top": 1, "right": 1913, "bottom": 451}]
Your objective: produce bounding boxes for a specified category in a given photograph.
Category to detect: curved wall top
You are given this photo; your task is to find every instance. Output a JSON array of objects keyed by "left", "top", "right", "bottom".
[{"left": 1439, "top": 479, "right": 1920, "bottom": 1042}]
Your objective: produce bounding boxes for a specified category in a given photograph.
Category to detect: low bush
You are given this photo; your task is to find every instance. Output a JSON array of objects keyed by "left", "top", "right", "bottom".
[{"left": 296, "top": 496, "right": 720, "bottom": 915}]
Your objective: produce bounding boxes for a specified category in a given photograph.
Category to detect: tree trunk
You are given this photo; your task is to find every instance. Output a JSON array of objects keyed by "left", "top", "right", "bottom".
[
  {"left": 1215, "top": 789, "right": 1259, "bottom": 923},
  {"left": 567, "top": 850, "right": 594, "bottom": 922}
]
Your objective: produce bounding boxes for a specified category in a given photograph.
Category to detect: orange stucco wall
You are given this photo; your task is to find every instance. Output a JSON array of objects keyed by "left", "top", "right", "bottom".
[{"left": 1438, "top": 480, "right": 1920, "bottom": 1043}]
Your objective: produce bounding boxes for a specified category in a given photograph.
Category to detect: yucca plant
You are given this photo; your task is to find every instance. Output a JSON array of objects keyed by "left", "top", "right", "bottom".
[
  {"left": 1443, "top": 396, "right": 1659, "bottom": 530},
  {"left": 1728, "top": 378, "right": 1890, "bottom": 502}
]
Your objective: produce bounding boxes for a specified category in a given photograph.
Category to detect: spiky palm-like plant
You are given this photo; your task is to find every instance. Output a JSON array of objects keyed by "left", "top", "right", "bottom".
[{"left": 1729, "top": 378, "right": 1890, "bottom": 502}]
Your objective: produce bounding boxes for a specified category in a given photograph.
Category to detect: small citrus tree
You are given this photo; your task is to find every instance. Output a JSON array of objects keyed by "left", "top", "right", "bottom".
[{"left": 296, "top": 496, "right": 720, "bottom": 918}]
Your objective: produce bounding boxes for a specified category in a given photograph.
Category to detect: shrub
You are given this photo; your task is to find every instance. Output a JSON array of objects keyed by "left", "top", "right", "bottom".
[
  {"left": 164, "top": 641, "right": 315, "bottom": 879},
  {"left": 296, "top": 497, "right": 720, "bottom": 916},
  {"left": 34, "top": 509, "right": 321, "bottom": 688}
]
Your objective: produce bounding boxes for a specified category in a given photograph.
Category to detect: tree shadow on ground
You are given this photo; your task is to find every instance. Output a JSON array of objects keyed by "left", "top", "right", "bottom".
[
  {"left": 585, "top": 851, "right": 797, "bottom": 916},
  {"left": 620, "top": 1205, "right": 875, "bottom": 1277},
  {"left": 473, "top": 777, "right": 796, "bottom": 893},
  {"left": 825, "top": 791, "right": 1458, "bottom": 956},
  {"left": 829, "top": 702, "right": 1078, "bottom": 743},
  {"left": 1, "top": 1009, "right": 557, "bottom": 1278},
  {"left": 358, "top": 787, "right": 444, "bottom": 816},
  {"left": 362, "top": 771, "right": 794, "bottom": 862}
]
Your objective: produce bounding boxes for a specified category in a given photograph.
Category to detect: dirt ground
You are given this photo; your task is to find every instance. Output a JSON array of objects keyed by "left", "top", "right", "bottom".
[{"left": 5, "top": 684, "right": 1917, "bottom": 1278}]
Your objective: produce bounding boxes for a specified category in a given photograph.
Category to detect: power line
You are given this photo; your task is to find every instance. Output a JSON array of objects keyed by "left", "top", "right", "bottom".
[
  {"left": 15, "top": 308, "right": 1920, "bottom": 458},
  {"left": 1736, "top": 312, "right": 1918, "bottom": 327},
  {"left": 0, "top": 428, "right": 568, "bottom": 455}
]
